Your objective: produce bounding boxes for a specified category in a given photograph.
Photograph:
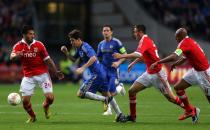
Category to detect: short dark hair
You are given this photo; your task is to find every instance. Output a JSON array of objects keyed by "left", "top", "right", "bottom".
[
  {"left": 68, "top": 29, "right": 82, "bottom": 39},
  {"left": 102, "top": 25, "right": 113, "bottom": 31},
  {"left": 134, "top": 24, "right": 146, "bottom": 33},
  {"left": 22, "top": 25, "right": 34, "bottom": 35}
]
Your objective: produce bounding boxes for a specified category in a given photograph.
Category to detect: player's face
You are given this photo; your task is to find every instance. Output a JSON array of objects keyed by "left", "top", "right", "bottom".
[
  {"left": 175, "top": 34, "right": 181, "bottom": 43},
  {"left": 133, "top": 28, "right": 140, "bottom": 40},
  {"left": 24, "top": 30, "right": 35, "bottom": 43},
  {"left": 102, "top": 27, "right": 113, "bottom": 39},
  {"left": 70, "top": 38, "right": 80, "bottom": 47}
]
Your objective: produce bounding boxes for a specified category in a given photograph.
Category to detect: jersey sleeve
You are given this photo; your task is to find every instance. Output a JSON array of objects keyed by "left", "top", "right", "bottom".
[
  {"left": 11, "top": 43, "right": 20, "bottom": 54},
  {"left": 39, "top": 43, "right": 50, "bottom": 61},
  {"left": 134, "top": 41, "right": 147, "bottom": 56},
  {"left": 115, "top": 39, "right": 126, "bottom": 54},
  {"left": 97, "top": 43, "right": 102, "bottom": 58},
  {"left": 82, "top": 44, "right": 96, "bottom": 58},
  {"left": 174, "top": 42, "right": 187, "bottom": 56}
]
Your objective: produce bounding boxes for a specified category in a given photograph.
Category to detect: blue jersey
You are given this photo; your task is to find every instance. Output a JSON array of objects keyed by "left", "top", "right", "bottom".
[
  {"left": 74, "top": 42, "right": 101, "bottom": 74},
  {"left": 97, "top": 38, "right": 126, "bottom": 68}
]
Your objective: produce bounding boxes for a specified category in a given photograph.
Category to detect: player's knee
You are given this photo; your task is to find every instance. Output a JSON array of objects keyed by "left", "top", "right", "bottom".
[
  {"left": 128, "top": 88, "right": 136, "bottom": 96},
  {"left": 77, "top": 91, "right": 85, "bottom": 99}
]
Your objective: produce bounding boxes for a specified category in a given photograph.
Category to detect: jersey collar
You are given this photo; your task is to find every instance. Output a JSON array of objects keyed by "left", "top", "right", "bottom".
[
  {"left": 21, "top": 39, "right": 36, "bottom": 46},
  {"left": 179, "top": 36, "right": 189, "bottom": 44},
  {"left": 139, "top": 34, "right": 147, "bottom": 43}
]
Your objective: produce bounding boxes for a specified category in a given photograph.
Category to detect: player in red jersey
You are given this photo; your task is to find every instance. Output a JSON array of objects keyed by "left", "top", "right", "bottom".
[
  {"left": 151, "top": 28, "right": 208, "bottom": 123},
  {"left": 113, "top": 25, "right": 184, "bottom": 122},
  {"left": 10, "top": 25, "right": 64, "bottom": 123}
]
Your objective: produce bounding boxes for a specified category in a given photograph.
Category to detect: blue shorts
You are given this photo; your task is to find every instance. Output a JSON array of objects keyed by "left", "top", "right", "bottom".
[
  {"left": 80, "top": 69, "right": 109, "bottom": 94},
  {"left": 103, "top": 66, "right": 120, "bottom": 93}
]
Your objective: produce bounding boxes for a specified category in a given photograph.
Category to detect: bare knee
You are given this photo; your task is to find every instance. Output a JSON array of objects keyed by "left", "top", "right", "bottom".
[
  {"left": 77, "top": 91, "right": 84, "bottom": 99},
  {"left": 128, "top": 88, "right": 137, "bottom": 96}
]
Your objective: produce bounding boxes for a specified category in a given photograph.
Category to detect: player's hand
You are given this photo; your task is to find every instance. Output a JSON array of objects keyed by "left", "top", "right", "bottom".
[
  {"left": 150, "top": 62, "right": 158, "bottom": 70},
  {"left": 128, "top": 63, "right": 134, "bottom": 73},
  {"left": 61, "top": 45, "right": 68, "bottom": 54},
  {"left": 112, "top": 62, "right": 120, "bottom": 68},
  {"left": 56, "top": 71, "right": 64, "bottom": 80},
  {"left": 113, "top": 53, "right": 122, "bottom": 59},
  {"left": 170, "top": 64, "right": 176, "bottom": 72},
  {"left": 75, "top": 67, "right": 85, "bottom": 75}
]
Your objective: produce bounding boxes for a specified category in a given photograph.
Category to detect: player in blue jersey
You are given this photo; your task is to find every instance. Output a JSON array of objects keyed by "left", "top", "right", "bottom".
[
  {"left": 61, "top": 29, "right": 126, "bottom": 122},
  {"left": 97, "top": 25, "right": 127, "bottom": 115}
]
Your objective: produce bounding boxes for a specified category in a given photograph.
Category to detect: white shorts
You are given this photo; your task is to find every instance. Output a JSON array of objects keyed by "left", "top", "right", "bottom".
[
  {"left": 183, "top": 67, "right": 210, "bottom": 96},
  {"left": 135, "top": 69, "right": 172, "bottom": 95},
  {"left": 20, "top": 73, "right": 53, "bottom": 96}
]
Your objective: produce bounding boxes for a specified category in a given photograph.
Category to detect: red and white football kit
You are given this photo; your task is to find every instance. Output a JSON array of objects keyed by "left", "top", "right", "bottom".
[
  {"left": 174, "top": 36, "right": 210, "bottom": 95},
  {"left": 11, "top": 39, "right": 53, "bottom": 96},
  {"left": 134, "top": 35, "right": 171, "bottom": 94}
]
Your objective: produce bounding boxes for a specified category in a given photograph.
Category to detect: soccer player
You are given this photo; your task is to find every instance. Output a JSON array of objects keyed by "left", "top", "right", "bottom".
[
  {"left": 61, "top": 29, "right": 126, "bottom": 122},
  {"left": 151, "top": 28, "right": 206, "bottom": 123},
  {"left": 10, "top": 25, "right": 64, "bottom": 123},
  {"left": 113, "top": 25, "right": 184, "bottom": 122},
  {"left": 97, "top": 25, "right": 126, "bottom": 115}
]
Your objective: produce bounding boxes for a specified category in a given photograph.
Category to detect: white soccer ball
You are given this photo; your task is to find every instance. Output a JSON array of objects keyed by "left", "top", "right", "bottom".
[{"left": 7, "top": 93, "right": 21, "bottom": 106}]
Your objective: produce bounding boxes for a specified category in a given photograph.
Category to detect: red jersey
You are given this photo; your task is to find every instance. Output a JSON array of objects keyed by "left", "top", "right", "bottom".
[
  {"left": 175, "top": 36, "right": 209, "bottom": 71},
  {"left": 11, "top": 39, "right": 50, "bottom": 77},
  {"left": 135, "top": 35, "right": 162, "bottom": 74}
]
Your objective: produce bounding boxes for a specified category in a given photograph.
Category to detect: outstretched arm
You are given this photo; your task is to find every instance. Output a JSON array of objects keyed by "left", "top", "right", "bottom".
[
  {"left": 128, "top": 58, "right": 142, "bottom": 72},
  {"left": 61, "top": 46, "right": 77, "bottom": 62},
  {"left": 75, "top": 56, "right": 97, "bottom": 75},
  {"left": 150, "top": 53, "right": 179, "bottom": 69},
  {"left": 113, "top": 52, "right": 142, "bottom": 59},
  {"left": 45, "top": 58, "right": 64, "bottom": 80},
  {"left": 170, "top": 56, "right": 187, "bottom": 71}
]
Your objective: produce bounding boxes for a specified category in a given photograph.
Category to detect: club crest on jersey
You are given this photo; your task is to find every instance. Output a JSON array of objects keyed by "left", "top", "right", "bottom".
[
  {"left": 110, "top": 45, "right": 113, "bottom": 49},
  {"left": 34, "top": 47, "right": 38, "bottom": 52},
  {"left": 79, "top": 51, "right": 84, "bottom": 57}
]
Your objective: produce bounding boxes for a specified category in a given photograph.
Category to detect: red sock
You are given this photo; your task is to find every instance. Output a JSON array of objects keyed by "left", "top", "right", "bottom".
[
  {"left": 175, "top": 96, "right": 184, "bottom": 108},
  {"left": 176, "top": 90, "right": 193, "bottom": 111},
  {"left": 23, "top": 103, "right": 36, "bottom": 118},
  {"left": 129, "top": 95, "right": 136, "bottom": 119}
]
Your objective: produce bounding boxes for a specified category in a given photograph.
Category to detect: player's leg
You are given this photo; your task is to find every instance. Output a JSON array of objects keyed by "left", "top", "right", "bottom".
[
  {"left": 20, "top": 77, "right": 36, "bottom": 123},
  {"left": 155, "top": 70, "right": 184, "bottom": 108},
  {"left": 103, "top": 75, "right": 116, "bottom": 116},
  {"left": 115, "top": 69, "right": 126, "bottom": 96},
  {"left": 127, "top": 81, "right": 146, "bottom": 122},
  {"left": 174, "top": 79, "right": 198, "bottom": 121},
  {"left": 38, "top": 73, "right": 54, "bottom": 119},
  {"left": 101, "top": 91, "right": 126, "bottom": 122},
  {"left": 77, "top": 75, "right": 106, "bottom": 101}
]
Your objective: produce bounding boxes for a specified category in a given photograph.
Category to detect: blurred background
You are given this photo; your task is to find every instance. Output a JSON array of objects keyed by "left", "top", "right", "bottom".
[{"left": 0, "top": 0, "right": 210, "bottom": 84}]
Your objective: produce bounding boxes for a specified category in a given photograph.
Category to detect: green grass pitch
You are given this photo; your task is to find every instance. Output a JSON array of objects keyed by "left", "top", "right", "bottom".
[{"left": 0, "top": 83, "right": 209, "bottom": 130}]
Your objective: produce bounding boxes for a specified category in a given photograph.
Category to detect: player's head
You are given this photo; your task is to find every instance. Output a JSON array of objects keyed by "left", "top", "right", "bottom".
[
  {"left": 22, "top": 25, "right": 35, "bottom": 43},
  {"left": 102, "top": 25, "right": 113, "bottom": 40},
  {"left": 133, "top": 24, "right": 146, "bottom": 40},
  {"left": 175, "top": 28, "right": 188, "bottom": 42},
  {"left": 68, "top": 29, "right": 83, "bottom": 47}
]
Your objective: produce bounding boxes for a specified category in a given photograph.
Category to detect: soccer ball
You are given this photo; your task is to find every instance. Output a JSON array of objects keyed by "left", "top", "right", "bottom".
[{"left": 7, "top": 93, "right": 21, "bottom": 106}]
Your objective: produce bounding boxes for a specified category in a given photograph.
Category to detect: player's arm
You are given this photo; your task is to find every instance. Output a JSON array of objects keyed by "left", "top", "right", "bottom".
[
  {"left": 10, "top": 51, "right": 23, "bottom": 60},
  {"left": 113, "top": 52, "right": 142, "bottom": 59},
  {"left": 75, "top": 56, "right": 97, "bottom": 75},
  {"left": 112, "top": 46, "right": 127, "bottom": 68},
  {"left": 128, "top": 58, "right": 142, "bottom": 72},
  {"left": 150, "top": 48, "right": 183, "bottom": 69},
  {"left": 61, "top": 45, "right": 77, "bottom": 62},
  {"left": 45, "top": 58, "right": 64, "bottom": 80},
  {"left": 170, "top": 56, "right": 187, "bottom": 71}
]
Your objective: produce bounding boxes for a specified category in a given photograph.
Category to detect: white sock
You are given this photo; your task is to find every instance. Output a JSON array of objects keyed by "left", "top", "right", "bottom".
[
  {"left": 85, "top": 92, "right": 106, "bottom": 101},
  {"left": 116, "top": 85, "right": 122, "bottom": 94},
  {"left": 109, "top": 97, "right": 121, "bottom": 116}
]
